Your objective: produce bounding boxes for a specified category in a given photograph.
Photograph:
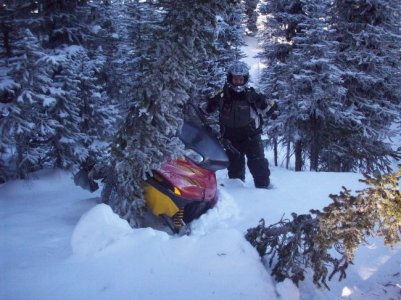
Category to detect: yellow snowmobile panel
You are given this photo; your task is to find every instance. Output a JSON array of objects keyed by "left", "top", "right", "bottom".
[{"left": 144, "top": 184, "right": 179, "bottom": 217}]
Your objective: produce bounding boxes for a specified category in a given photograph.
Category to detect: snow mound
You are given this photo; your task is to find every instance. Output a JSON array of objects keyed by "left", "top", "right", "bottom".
[
  {"left": 71, "top": 204, "right": 132, "bottom": 256},
  {"left": 276, "top": 280, "right": 300, "bottom": 300},
  {"left": 190, "top": 189, "right": 240, "bottom": 236}
]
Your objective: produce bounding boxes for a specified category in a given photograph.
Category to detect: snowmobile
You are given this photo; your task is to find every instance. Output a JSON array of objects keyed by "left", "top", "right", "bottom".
[
  {"left": 74, "top": 108, "right": 230, "bottom": 234},
  {"left": 143, "top": 119, "right": 229, "bottom": 234}
]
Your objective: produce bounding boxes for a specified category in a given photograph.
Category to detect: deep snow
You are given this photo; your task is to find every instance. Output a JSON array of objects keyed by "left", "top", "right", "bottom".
[
  {"left": 1, "top": 36, "right": 400, "bottom": 300},
  {"left": 1, "top": 165, "right": 400, "bottom": 300}
]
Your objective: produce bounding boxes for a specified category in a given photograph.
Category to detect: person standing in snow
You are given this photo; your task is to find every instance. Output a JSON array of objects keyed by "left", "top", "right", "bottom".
[{"left": 206, "top": 61, "right": 277, "bottom": 189}]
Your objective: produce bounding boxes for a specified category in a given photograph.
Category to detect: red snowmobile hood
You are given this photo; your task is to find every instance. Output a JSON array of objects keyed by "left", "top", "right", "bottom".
[{"left": 157, "top": 158, "right": 217, "bottom": 201}]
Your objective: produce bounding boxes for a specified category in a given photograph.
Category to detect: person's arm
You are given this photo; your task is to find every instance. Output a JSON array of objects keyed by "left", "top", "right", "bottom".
[
  {"left": 206, "top": 90, "right": 224, "bottom": 113},
  {"left": 265, "top": 101, "right": 278, "bottom": 120},
  {"left": 252, "top": 89, "right": 278, "bottom": 119}
]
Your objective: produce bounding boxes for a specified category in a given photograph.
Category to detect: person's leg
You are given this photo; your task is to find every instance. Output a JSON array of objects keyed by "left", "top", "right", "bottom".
[
  {"left": 245, "top": 135, "right": 270, "bottom": 188},
  {"left": 226, "top": 148, "right": 246, "bottom": 181}
]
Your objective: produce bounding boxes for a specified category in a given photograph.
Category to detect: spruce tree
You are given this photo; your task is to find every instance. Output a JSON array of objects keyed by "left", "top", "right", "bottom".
[
  {"left": 44, "top": 47, "right": 89, "bottom": 169},
  {"left": 0, "top": 2, "right": 50, "bottom": 178},
  {"left": 326, "top": 0, "right": 401, "bottom": 172},
  {"left": 258, "top": 0, "right": 313, "bottom": 170},
  {"left": 195, "top": 1, "right": 245, "bottom": 101},
  {"left": 1, "top": 0, "right": 115, "bottom": 178},
  {"left": 246, "top": 166, "right": 401, "bottom": 289},
  {"left": 0, "top": 26, "right": 54, "bottom": 178},
  {"left": 74, "top": 2, "right": 121, "bottom": 171},
  {"left": 285, "top": 0, "right": 347, "bottom": 171},
  {"left": 258, "top": 0, "right": 401, "bottom": 172},
  {"left": 105, "top": 0, "right": 233, "bottom": 226},
  {"left": 244, "top": 0, "right": 259, "bottom": 34}
]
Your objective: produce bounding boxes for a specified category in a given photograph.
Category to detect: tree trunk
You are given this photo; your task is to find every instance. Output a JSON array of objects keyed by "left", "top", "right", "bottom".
[
  {"left": 310, "top": 112, "right": 320, "bottom": 171},
  {"left": 285, "top": 139, "right": 291, "bottom": 169},
  {"left": 15, "top": 135, "right": 28, "bottom": 179},
  {"left": 1, "top": 22, "right": 12, "bottom": 57},
  {"left": 295, "top": 140, "right": 302, "bottom": 171}
]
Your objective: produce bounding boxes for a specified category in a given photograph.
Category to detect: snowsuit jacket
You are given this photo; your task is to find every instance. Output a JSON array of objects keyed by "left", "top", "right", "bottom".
[{"left": 206, "top": 83, "right": 276, "bottom": 138}]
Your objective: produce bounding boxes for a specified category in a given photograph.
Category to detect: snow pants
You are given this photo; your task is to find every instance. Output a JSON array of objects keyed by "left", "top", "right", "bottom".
[{"left": 224, "top": 132, "right": 270, "bottom": 188}]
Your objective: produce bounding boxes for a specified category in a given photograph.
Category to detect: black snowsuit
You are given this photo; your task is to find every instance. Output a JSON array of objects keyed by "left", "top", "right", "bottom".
[{"left": 206, "top": 83, "right": 275, "bottom": 188}]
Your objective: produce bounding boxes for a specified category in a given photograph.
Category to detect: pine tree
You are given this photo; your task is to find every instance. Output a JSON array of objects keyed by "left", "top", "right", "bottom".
[
  {"left": 104, "top": 1, "right": 142, "bottom": 113},
  {"left": 192, "top": 0, "right": 245, "bottom": 108},
  {"left": 105, "top": 0, "right": 233, "bottom": 226},
  {"left": 192, "top": 1, "right": 245, "bottom": 132},
  {"left": 75, "top": 2, "right": 121, "bottom": 170},
  {"left": 44, "top": 47, "right": 89, "bottom": 169},
  {"left": 258, "top": 0, "right": 401, "bottom": 172},
  {"left": 246, "top": 166, "right": 401, "bottom": 289},
  {"left": 32, "top": 0, "right": 96, "bottom": 169},
  {"left": 1, "top": 0, "right": 116, "bottom": 178},
  {"left": 326, "top": 0, "right": 401, "bottom": 172},
  {"left": 244, "top": 0, "right": 259, "bottom": 34},
  {"left": 1, "top": 3, "right": 49, "bottom": 179},
  {"left": 75, "top": 48, "right": 119, "bottom": 166},
  {"left": 0, "top": 27, "right": 54, "bottom": 178},
  {"left": 258, "top": 0, "right": 314, "bottom": 170},
  {"left": 286, "top": 0, "right": 347, "bottom": 171}
]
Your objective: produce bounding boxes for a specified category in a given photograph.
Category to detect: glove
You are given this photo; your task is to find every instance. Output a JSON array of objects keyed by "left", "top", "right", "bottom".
[
  {"left": 221, "top": 138, "right": 240, "bottom": 158},
  {"left": 265, "top": 101, "right": 278, "bottom": 119}
]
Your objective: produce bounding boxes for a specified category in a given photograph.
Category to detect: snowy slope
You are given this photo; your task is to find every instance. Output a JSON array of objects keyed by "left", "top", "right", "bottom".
[{"left": 1, "top": 166, "right": 400, "bottom": 300}]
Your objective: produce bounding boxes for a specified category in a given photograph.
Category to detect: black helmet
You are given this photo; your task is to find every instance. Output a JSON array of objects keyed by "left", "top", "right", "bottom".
[{"left": 227, "top": 61, "right": 250, "bottom": 92}]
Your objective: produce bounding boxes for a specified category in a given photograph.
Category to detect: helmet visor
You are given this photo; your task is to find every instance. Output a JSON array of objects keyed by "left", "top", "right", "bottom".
[{"left": 231, "top": 75, "right": 245, "bottom": 86}]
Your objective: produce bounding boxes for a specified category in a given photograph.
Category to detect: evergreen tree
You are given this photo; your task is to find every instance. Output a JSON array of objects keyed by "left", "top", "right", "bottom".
[
  {"left": 77, "top": 48, "right": 118, "bottom": 158},
  {"left": 1, "top": 2, "right": 45, "bottom": 179},
  {"left": 75, "top": 2, "right": 121, "bottom": 170},
  {"left": 244, "top": 0, "right": 259, "bottom": 34},
  {"left": 285, "top": 0, "right": 347, "bottom": 171},
  {"left": 246, "top": 166, "right": 401, "bottom": 289},
  {"left": 192, "top": 1, "right": 245, "bottom": 135},
  {"left": 1, "top": 0, "right": 117, "bottom": 178},
  {"left": 326, "top": 0, "right": 401, "bottom": 172},
  {"left": 44, "top": 46, "right": 89, "bottom": 169},
  {"left": 106, "top": 0, "right": 233, "bottom": 226},
  {"left": 195, "top": 1, "right": 245, "bottom": 101},
  {"left": 104, "top": 1, "right": 142, "bottom": 113},
  {"left": 0, "top": 27, "right": 54, "bottom": 178},
  {"left": 258, "top": 0, "right": 314, "bottom": 170},
  {"left": 259, "top": 0, "right": 401, "bottom": 172}
]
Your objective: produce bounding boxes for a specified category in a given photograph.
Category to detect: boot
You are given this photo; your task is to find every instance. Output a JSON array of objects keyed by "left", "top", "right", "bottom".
[{"left": 254, "top": 177, "right": 270, "bottom": 189}]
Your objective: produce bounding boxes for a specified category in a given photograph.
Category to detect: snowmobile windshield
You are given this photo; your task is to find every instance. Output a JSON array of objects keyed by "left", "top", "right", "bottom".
[{"left": 179, "top": 121, "right": 229, "bottom": 171}]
